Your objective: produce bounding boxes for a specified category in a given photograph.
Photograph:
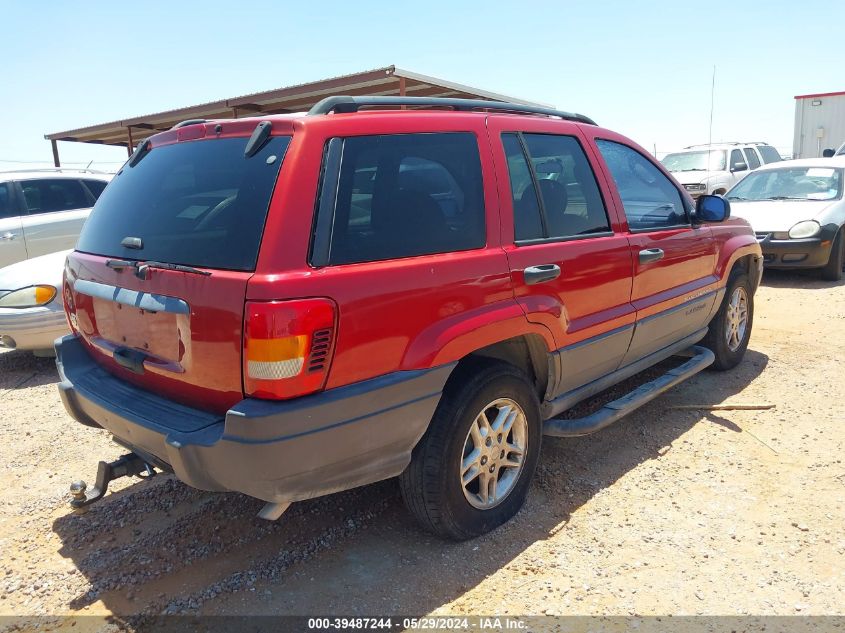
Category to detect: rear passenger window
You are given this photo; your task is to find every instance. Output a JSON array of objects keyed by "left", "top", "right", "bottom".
[
  {"left": 83, "top": 179, "right": 108, "bottom": 199},
  {"left": 596, "top": 140, "right": 688, "bottom": 231},
  {"left": 20, "top": 178, "right": 89, "bottom": 214},
  {"left": 757, "top": 145, "right": 782, "bottom": 164},
  {"left": 502, "top": 132, "right": 610, "bottom": 242},
  {"left": 743, "top": 148, "right": 761, "bottom": 170},
  {"left": 0, "top": 183, "right": 13, "bottom": 218},
  {"left": 312, "top": 133, "right": 485, "bottom": 265}
]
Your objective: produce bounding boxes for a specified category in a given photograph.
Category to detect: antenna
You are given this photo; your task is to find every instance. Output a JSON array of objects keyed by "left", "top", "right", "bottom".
[{"left": 707, "top": 66, "right": 716, "bottom": 171}]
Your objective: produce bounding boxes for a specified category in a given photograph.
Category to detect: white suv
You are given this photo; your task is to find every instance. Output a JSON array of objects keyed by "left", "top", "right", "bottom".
[
  {"left": 661, "top": 142, "right": 782, "bottom": 198},
  {"left": 0, "top": 170, "right": 112, "bottom": 268}
]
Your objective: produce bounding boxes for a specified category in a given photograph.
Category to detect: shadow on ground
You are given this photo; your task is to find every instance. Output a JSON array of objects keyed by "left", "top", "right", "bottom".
[
  {"left": 0, "top": 349, "right": 58, "bottom": 390},
  {"left": 761, "top": 268, "right": 845, "bottom": 290},
  {"left": 50, "top": 349, "right": 768, "bottom": 620}
]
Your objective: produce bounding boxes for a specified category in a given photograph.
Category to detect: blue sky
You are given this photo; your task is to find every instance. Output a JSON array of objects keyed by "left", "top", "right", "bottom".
[{"left": 2, "top": 0, "right": 842, "bottom": 169}]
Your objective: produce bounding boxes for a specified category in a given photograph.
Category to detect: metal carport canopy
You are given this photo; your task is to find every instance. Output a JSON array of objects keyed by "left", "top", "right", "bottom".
[{"left": 44, "top": 65, "right": 550, "bottom": 167}]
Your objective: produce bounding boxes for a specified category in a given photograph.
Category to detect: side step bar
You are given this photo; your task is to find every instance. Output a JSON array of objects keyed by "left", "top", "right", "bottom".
[{"left": 543, "top": 345, "right": 714, "bottom": 438}]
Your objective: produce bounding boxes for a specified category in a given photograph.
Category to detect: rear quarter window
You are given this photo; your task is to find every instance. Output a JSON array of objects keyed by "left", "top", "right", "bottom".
[{"left": 76, "top": 136, "right": 290, "bottom": 271}]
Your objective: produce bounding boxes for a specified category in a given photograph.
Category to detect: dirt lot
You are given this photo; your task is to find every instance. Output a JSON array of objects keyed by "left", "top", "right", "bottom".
[{"left": 1, "top": 270, "right": 843, "bottom": 626}]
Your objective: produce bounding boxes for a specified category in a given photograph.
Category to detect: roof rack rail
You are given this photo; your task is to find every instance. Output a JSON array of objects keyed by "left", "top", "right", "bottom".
[
  {"left": 171, "top": 119, "right": 208, "bottom": 129},
  {"left": 308, "top": 96, "right": 597, "bottom": 125},
  {"left": 684, "top": 142, "right": 744, "bottom": 149},
  {"left": 0, "top": 167, "right": 113, "bottom": 175}
]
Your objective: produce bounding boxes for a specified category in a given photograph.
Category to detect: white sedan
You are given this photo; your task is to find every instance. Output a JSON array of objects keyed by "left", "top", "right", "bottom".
[
  {"left": 1, "top": 170, "right": 111, "bottom": 269},
  {"left": 726, "top": 157, "right": 845, "bottom": 281},
  {"left": 0, "top": 249, "right": 70, "bottom": 356}
]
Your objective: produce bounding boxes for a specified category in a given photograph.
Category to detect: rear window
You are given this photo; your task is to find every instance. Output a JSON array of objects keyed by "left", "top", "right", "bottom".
[
  {"left": 76, "top": 136, "right": 290, "bottom": 271},
  {"left": 310, "top": 132, "right": 485, "bottom": 266}
]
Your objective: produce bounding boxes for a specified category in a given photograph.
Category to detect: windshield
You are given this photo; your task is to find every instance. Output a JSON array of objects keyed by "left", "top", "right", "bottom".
[
  {"left": 76, "top": 135, "right": 290, "bottom": 271},
  {"left": 661, "top": 150, "right": 726, "bottom": 172},
  {"left": 726, "top": 166, "right": 843, "bottom": 202}
]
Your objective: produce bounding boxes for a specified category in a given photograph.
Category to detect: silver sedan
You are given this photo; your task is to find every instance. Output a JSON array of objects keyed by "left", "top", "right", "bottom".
[{"left": 726, "top": 157, "right": 845, "bottom": 281}]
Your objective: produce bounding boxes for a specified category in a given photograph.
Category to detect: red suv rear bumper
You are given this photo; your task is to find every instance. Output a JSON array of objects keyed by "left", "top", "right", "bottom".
[{"left": 56, "top": 335, "right": 452, "bottom": 503}]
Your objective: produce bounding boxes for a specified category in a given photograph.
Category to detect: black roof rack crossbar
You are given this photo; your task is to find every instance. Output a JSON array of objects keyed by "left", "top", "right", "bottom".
[{"left": 308, "top": 96, "right": 596, "bottom": 125}]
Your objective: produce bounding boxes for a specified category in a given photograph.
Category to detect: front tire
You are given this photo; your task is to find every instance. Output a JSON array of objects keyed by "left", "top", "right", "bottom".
[
  {"left": 702, "top": 270, "right": 754, "bottom": 370},
  {"left": 399, "top": 362, "right": 542, "bottom": 540},
  {"left": 819, "top": 228, "right": 844, "bottom": 282}
]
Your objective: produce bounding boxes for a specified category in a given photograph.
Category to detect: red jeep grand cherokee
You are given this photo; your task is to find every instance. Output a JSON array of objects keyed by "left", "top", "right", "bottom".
[{"left": 56, "top": 96, "right": 762, "bottom": 539}]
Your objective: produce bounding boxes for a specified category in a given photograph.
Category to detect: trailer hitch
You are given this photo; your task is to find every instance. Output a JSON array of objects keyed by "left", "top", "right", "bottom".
[{"left": 69, "top": 453, "right": 155, "bottom": 513}]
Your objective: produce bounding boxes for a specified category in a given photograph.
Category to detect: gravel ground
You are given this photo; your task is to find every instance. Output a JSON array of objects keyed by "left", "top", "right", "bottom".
[{"left": 0, "top": 269, "right": 843, "bottom": 627}]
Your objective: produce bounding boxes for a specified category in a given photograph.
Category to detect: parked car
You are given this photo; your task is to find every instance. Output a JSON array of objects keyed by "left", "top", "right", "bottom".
[
  {"left": 661, "top": 142, "right": 781, "bottom": 198},
  {"left": 56, "top": 97, "right": 762, "bottom": 540},
  {"left": 0, "top": 170, "right": 112, "bottom": 268},
  {"left": 822, "top": 141, "right": 845, "bottom": 158},
  {"left": 726, "top": 157, "right": 845, "bottom": 280},
  {"left": 0, "top": 249, "right": 70, "bottom": 356}
]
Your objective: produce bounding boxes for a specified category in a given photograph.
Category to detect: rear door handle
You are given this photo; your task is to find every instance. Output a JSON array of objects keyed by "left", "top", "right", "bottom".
[
  {"left": 524, "top": 264, "right": 561, "bottom": 285},
  {"left": 638, "top": 248, "right": 664, "bottom": 264}
]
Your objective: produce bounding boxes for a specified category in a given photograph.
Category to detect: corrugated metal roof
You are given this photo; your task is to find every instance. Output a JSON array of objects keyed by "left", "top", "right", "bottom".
[{"left": 45, "top": 65, "right": 550, "bottom": 150}]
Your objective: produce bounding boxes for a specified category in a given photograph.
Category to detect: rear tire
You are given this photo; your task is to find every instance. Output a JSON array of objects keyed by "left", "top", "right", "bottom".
[
  {"left": 399, "top": 361, "right": 542, "bottom": 540},
  {"left": 702, "top": 270, "right": 753, "bottom": 371},
  {"left": 819, "top": 228, "right": 844, "bottom": 282}
]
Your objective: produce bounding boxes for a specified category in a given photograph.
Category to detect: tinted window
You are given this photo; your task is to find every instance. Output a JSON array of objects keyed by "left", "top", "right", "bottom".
[
  {"left": 83, "top": 179, "right": 108, "bottom": 199},
  {"left": 730, "top": 149, "right": 747, "bottom": 171},
  {"left": 76, "top": 136, "right": 289, "bottom": 271},
  {"left": 0, "top": 183, "right": 14, "bottom": 219},
  {"left": 503, "top": 133, "right": 610, "bottom": 241},
  {"left": 757, "top": 145, "right": 782, "bottom": 164},
  {"left": 502, "top": 134, "right": 543, "bottom": 240},
  {"left": 596, "top": 140, "right": 688, "bottom": 230},
  {"left": 20, "top": 178, "right": 89, "bottom": 214},
  {"left": 743, "top": 148, "right": 761, "bottom": 170},
  {"left": 314, "top": 133, "right": 485, "bottom": 265}
]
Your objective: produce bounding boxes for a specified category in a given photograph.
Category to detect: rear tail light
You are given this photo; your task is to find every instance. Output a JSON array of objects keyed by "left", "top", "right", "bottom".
[{"left": 244, "top": 298, "right": 336, "bottom": 400}]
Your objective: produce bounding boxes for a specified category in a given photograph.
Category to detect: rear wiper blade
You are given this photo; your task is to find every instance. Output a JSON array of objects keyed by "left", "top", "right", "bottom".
[
  {"left": 106, "top": 258, "right": 211, "bottom": 277},
  {"left": 139, "top": 261, "right": 211, "bottom": 276},
  {"left": 106, "top": 258, "right": 137, "bottom": 270}
]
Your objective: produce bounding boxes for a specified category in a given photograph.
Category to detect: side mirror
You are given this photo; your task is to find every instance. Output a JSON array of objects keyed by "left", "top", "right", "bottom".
[
  {"left": 730, "top": 161, "right": 748, "bottom": 172},
  {"left": 695, "top": 194, "right": 730, "bottom": 223},
  {"left": 822, "top": 148, "right": 835, "bottom": 158}
]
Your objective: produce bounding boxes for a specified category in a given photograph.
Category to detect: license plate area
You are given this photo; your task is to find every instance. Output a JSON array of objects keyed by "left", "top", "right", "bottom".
[{"left": 92, "top": 299, "right": 182, "bottom": 363}]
